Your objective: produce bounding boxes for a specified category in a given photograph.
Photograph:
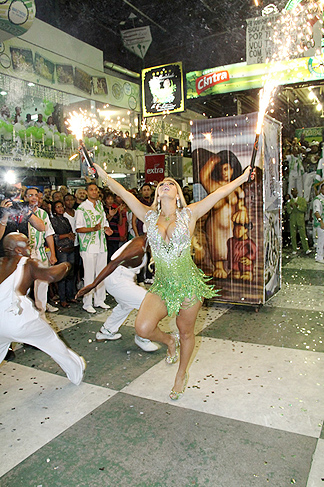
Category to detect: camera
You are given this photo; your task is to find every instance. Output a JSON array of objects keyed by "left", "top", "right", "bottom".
[
  {"left": 0, "top": 183, "right": 28, "bottom": 216},
  {"left": 0, "top": 183, "right": 20, "bottom": 201}
]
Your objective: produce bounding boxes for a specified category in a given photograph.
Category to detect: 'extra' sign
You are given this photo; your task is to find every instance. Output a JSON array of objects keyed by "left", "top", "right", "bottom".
[
  {"left": 145, "top": 153, "right": 165, "bottom": 183},
  {"left": 147, "top": 165, "right": 164, "bottom": 174},
  {"left": 195, "top": 70, "right": 229, "bottom": 95}
]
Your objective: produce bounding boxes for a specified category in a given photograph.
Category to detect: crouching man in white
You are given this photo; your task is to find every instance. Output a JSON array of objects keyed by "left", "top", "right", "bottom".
[
  {"left": 0, "top": 232, "right": 85, "bottom": 385},
  {"left": 76, "top": 235, "right": 158, "bottom": 352}
]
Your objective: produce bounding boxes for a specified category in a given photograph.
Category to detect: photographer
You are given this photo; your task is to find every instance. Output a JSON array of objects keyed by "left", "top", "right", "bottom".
[{"left": 0, "top": 185, "right": 45, "bottom": 256}]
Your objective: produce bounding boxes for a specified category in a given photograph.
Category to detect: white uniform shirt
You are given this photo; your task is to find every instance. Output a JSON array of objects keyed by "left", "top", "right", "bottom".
[{"left": 75, "top": 199, "right": 108, "bottom": 253}]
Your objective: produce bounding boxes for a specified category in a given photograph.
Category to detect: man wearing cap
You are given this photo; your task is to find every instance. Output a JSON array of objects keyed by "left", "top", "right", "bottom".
[
  {"left": 303, "top": 141, "right": 320, "bottom": 202},
  {"left": 285, "top": 188, "right": 311, "bottom": 255},
  {"left": 313, "top": 182, "right": 324, "bottom": 262}
]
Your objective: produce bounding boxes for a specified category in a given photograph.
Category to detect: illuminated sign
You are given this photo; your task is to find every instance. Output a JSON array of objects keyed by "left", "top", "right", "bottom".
[
  {"left": 186, "top": 55, "right": 324, "bottom": 99},
  {"left": 142, "top": 62, "right": 184, "bottom": 117},
  {"left": 195, "top": 70, "right": 229, "bottom": 95}
]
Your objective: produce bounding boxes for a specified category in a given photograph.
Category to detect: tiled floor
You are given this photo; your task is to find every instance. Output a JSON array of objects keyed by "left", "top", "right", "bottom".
[{"left": 1, "top": 249, "right": 324, "bottom": 486}]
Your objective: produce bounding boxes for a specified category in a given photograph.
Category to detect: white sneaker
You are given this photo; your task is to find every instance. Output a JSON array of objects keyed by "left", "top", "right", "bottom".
[
  {"left": 315, "top": 257, "right": 324, "bottom": 263},
  {"left": 305, "top": 249, "right": 312, "bottom": 255},
  {"left": 96, "top": 327, "right": 122, "bottom": 341},
  {"left": 46, "top": 303, "right": 59, "bottom": 313},
  {"left": 73, "top": 356, "right": 87, "bottom": 386},
  {"left": 94, "top": 302, "right": 110, "bottom": 309},
  {"left": 134, "top": 335, "right": 159, "bottom": 352},
  {"left": 83, "top": 305, "right": 96, "bottom": 313},
  {"left": 144, "top": 279, "right": 154, "bottom": 284}
]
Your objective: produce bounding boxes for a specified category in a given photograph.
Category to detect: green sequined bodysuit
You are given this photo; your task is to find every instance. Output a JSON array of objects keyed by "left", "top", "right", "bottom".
[{"left": 145, "top": 208, "right": 216, "bottom": 316}]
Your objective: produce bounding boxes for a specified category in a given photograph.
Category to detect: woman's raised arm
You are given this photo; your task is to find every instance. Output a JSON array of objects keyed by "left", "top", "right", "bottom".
[
  {"left": 94, "top": 163, "right": 149, "bottom": 222},
  {"left": 189, "top": 166, "right": 253, "bottom": 221}
]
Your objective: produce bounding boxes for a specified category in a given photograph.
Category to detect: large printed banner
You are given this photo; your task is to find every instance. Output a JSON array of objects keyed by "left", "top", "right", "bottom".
[
  {"left": 192, "top": 113, "right": 281, "bottom": 304},
  {"left": 145, "top": 153, "right": 165, "bottom": 183},
  {"left": 186, "top": 54, "right": 324, "bottom": 99},
  {"left": 0, "top": 36, "right": 140, "bottom": 110}
]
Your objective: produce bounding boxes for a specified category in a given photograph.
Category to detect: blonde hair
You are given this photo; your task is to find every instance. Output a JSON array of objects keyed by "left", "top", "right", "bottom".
[{"left": 151, "top": 177, "right": 187, "bottom": 211}]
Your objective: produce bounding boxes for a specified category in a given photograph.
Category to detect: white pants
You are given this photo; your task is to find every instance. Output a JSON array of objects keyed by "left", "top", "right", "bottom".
[
  {"left": 30, "top": 250, "right": 49, "bottom": 315},
  {"left": 0, "top": 297, "right": 84, "bottom": 385},
  {"left": 303, "top": 172, "right": 316, "bottom": 202},
  {"left": 288, "top": 169, "right": 303, "bottom": 197},
  {"left": 316, "top": 226, "right": 324, "bottom": 260},
  {"left": 102, "top": 266, "right": 147, "bottom": 333},
  {"left": 81, "top": 251, "right": 107, "bottom": 307}
]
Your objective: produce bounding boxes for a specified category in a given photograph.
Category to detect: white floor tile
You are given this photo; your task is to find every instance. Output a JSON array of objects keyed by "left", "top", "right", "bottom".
[
  {"left": 46, "top": 314, "right": 83, "bottom": 332},
  {"left": 122, "top": 337, "right": 324, "bottom": 438},
  {"left": 307, "top": 438, "right": 324, "bottom": 487},
  {"left": 0, "top": 362, "right": 116, "bottom": 476}
]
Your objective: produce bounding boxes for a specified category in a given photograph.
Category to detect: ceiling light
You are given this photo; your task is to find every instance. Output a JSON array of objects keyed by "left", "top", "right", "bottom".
[{"left": 109, "top": 173, "right": 126, "bottom": 179}]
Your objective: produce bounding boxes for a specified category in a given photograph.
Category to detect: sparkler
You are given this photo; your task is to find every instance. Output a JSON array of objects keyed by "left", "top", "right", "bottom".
[
  {"left": 250, "top": 0, "right": 324, "bottom": 177},
  {"left": 66, "top": 110, "right": 100, "bottom": 179}
]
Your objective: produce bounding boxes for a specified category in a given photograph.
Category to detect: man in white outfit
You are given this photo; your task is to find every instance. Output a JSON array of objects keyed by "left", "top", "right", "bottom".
[
  {"left": 303, "top": 141, "right": 320, "bottom": 202},
  {"left": 313, "top": 182, "right": 324, "bottom": 262},
  {"left": 75, "top": 182, "right": 112, "bottom": 313},
  {"left": 284, "top": 144, "right": 304, "bottom": 197},
  {"left": 0, "top": 233, "right": 85, "bottom": 385},
  {"left": 25, "top": 187, "right": 58, "bottom": 316},
  {"left": 76, "top": 235, "right": 158, "bottom": 352}
]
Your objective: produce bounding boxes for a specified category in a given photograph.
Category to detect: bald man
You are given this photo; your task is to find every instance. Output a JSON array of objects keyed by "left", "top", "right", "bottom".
[
  {"left": 0, "top": 233, "right": 85, "bottom": 385},
  {"left": 76, "top": 235, "right": 158, "bottom": 352}
]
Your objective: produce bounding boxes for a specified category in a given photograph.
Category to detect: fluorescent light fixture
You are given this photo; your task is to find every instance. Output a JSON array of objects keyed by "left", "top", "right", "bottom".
[{"left": 109, "top": 173, "right": 126, "bottom": 179}]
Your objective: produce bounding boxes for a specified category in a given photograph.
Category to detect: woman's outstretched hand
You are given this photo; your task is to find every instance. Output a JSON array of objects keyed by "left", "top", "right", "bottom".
[
  {"left": 93, "top": 163, "right": 109, "bottom": 182},
  {"left": 243, "top": 165, "right": 255, "bottom": 183}
]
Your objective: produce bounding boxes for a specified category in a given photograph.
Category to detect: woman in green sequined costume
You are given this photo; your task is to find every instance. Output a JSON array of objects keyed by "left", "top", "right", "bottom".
[{"left": 94, "top": 163, "right": 253, "bottom": 399}]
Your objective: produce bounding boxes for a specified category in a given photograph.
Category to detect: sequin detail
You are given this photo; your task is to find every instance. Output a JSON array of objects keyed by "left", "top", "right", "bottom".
[{"left": 145, "top": 208, "right": 217, "bottom": 316}]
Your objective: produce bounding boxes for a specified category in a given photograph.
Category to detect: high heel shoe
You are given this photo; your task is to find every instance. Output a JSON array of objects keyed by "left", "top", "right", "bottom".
[
  {"left": 169, "top": 373, "right": 188, "bottom": 401},
  {"left": 165, "top": 333, "right": 180, "bottom": 364}
]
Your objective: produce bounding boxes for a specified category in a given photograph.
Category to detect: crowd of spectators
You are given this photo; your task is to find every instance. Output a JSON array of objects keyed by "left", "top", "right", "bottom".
[
  {"left": 0, "top": 179, "right": 193, "bottom": 318},
  {"left": 1, "top": 104, "right": 192, "bottom": 157},
  {"left": 282, "top": 134, "right": 324, "bottom": 261},
  {"left": 86, "top": 126, "right": 192, "bottom": 155},
  {"left": 0, "top": 105, "right": 59, "bottom": 132}
]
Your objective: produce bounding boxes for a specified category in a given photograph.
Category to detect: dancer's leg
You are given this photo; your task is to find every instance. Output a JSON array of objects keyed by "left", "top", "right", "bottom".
[
  {"left": 135, "top": 292, "right": 175, "bottom": 353},
  {"left": 172, "top": 299, "right": 202, "bottom": 393}
]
